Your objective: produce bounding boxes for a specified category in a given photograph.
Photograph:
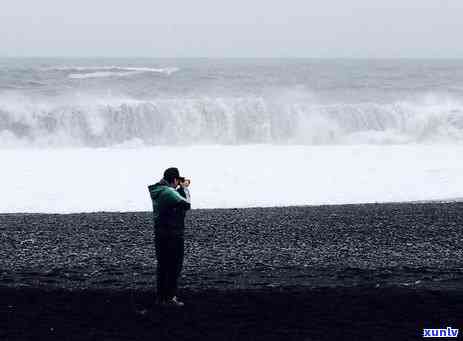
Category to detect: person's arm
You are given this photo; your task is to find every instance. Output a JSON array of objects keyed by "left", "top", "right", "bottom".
[
  {"left": 166, "top": 187, "right": 191, "bottom": 210},
  {"left": 178, "top": 199, "right": 191, "bottom": 211}
]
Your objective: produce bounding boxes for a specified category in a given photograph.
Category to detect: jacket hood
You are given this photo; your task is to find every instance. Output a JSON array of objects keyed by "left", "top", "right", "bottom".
[{"left": 148, "top": 179, "right": 171, "bottom": 200}]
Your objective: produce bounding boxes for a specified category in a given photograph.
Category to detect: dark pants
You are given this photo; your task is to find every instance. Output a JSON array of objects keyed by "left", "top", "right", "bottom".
[{"left": 155, "top": 233, "right": 184, "bottom": 300}]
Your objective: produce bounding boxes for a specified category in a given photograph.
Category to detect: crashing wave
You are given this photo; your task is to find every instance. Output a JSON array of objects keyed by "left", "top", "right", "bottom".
[{"left": 0, "top": 95, "right": 463, "bottom": 147}]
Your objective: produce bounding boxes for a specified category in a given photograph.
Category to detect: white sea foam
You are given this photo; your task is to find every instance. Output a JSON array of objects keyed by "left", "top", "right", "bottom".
[
  {"left": 68, "top": 67, "right": 178, "bottom": 79},
  {"left": 68, "top": 71, "right": 137, "bottom": 79},
  {"left": 1, "top": 145, "right": 462, "bottom": 213}
]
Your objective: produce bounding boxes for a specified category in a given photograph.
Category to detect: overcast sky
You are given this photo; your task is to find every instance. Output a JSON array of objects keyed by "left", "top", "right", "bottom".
[{"left": 1, "top": 0, "right": 462, "bottom": 58}]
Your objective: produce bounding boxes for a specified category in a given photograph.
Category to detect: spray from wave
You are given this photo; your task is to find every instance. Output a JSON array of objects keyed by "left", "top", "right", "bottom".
[{"left": 0, "top": 92, "right": 462, "bottom": 148}]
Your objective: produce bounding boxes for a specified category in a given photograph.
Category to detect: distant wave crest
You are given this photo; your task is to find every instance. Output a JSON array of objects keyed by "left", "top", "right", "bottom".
[
  {"left": 1, "top": 94, "right": 463, "bottom": 147},
  {"left": 42, "top": 66, "right": 179, "bottom": 79}
]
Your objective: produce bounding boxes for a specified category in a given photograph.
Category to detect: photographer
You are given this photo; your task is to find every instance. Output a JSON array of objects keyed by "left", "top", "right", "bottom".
[{"left": 148, "top": 167, "right": 191, "bottom": 307}]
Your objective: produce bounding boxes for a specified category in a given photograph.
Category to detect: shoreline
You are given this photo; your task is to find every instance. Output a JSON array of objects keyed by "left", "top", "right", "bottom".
[{"left": 3, "top": 196, "right": 463, "bottom": 215}]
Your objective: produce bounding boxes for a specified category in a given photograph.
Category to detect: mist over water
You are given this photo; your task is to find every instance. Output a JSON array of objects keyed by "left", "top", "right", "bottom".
[{"left": 1, "top": 58, "right": 463, "bottom": 147}]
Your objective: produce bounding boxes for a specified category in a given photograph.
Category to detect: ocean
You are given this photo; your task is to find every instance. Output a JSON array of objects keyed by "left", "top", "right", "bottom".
[{"left": 1, "top": 58, "right": 462, "bottom": 212}]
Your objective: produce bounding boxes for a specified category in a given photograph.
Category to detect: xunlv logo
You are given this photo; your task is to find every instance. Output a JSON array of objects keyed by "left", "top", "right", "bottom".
[{"left": 423, "top": 327, "right": 459, "bottom": 338}]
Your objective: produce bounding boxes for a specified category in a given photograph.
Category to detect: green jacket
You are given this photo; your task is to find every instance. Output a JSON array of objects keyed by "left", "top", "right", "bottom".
[{"left": 148, "top": 179, "right": 191, "bottom": 235}]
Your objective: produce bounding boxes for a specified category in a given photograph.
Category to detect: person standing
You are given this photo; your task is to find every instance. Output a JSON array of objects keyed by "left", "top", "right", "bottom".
[{"left": 148, "top": 167, "right": 191, "bottom": 307}]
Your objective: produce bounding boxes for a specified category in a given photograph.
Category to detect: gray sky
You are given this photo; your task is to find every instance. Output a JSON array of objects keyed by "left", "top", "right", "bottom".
[{"left": 1, "top": 0, "right": 462, "bottom": 58}]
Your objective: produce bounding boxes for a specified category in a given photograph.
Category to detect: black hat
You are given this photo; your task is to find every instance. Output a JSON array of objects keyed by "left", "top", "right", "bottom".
[{"left": 163, "top": 167, "right": 182, "bottom": 182}]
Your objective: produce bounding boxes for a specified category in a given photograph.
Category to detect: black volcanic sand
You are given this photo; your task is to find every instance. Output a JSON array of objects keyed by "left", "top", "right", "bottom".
[{"left": 1, "top": 202, "right": 462, "bottom": 340}]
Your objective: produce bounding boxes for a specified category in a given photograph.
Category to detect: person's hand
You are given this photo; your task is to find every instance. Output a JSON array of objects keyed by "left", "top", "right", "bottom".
[{"left": 180, "top": 179, "right": 190, "bottom": 188}]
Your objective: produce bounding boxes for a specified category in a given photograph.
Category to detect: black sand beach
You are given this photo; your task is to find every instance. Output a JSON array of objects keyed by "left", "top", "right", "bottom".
[{"left": 1, "top": 202, "right": 462, "bottom": 340}]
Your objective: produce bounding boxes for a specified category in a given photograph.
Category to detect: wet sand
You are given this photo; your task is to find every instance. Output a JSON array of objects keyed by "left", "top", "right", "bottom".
[{"left": 1, "top": 202, "right": 462, "bottom": 340}]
